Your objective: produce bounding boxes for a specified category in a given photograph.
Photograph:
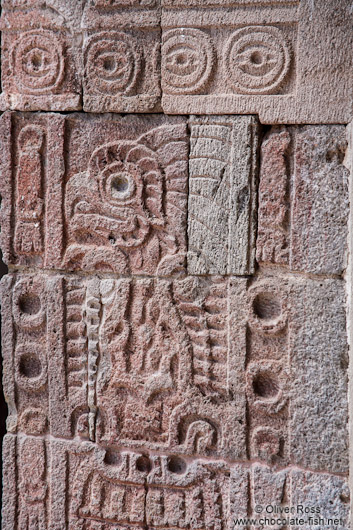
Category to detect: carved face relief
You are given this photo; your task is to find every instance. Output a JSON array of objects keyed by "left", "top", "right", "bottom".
[{"left": 64, "top": 126, "right": 187, "bottom": 274}]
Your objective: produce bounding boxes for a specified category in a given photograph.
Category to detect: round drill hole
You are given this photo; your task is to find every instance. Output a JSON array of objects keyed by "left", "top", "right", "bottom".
[
  {"left": 136, "top": 455, "right": 152, "bottom": 473},
  {"left": 19, "top": 293, "right": 41, "bottom": 315},
  {"left": 104, "top": 449, "right": 121, "bottom": 466},
  {"left": 19, "top": 353, "right": 42, "bottom": 379},
  {"left": 103, "top": 56, "right": 115, "bottom": 71},
  {"left": 111, "top": 174, "right": 130, "bottom": 198},
  {"left": 253, "top": 292, "right": 281, "bottom": 321},
  {"left": 167, "top": 456, "right": 187, "bottom": 475},
  {"left": 253, "top": 372, "right": 279, "bottom": 400},
  {"left": 250, "top": 51, "right": 263, "bottom": 65}
]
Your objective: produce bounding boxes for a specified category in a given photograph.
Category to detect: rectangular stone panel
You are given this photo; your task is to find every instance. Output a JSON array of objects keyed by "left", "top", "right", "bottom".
[
  {"left": 161, "top": 1, "right": 353, "bottom": 124},
  {"left": 1, "top": 271, "right": 348, "bottom": 474},
  {"left": 187, "top": 115, "right": 259, "bottom": 275},
  {"left": 2, "top": 434, "right": 350, "bottom": 530},
  {"left": 289, "top": 278, "right": 349, "bottom": 473},
  {"left": 81, "top": 1, "right": 161, "bottom": 113},
  {"left": 0, "top": 0, "right": 83, "bottom": 111},
  {"left": 0, "top": 272, "right": 248, "bottom": 460},
  {"left": 0, "top": 112, "right": 188, "bottom": 276},
  {"left": 256, "top": 125, "right": 349, "bottom": 275}
]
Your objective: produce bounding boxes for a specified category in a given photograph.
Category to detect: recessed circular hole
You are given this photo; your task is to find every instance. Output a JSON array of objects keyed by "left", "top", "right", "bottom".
[
  {"left": 30, "top": 53, "right": 42, "bottom": 68},
  {"left": 167, "top": 456, "right": 187, "bottom": 475},
  {"left": 250, "top": 51, "right": 263, "bottom": 65},
  {"left": 253, "top": 292, "right": 281, "bottom": 320},
  {"left": 19, "top": 293, "right": 41, "bottom": 315},
  {"left": 19, "top": 353, "right": 42, "bottom": 379},
  {"left": 104, "top": 449, "right": 121, "bottom": 466},
  {"left": 176, "top": 52, "right": 188, "bottom": 65},
  {"left": 136, "top": 455, "right": 152, "bottom": 473},
  {"left": 111, "top": 174, "right": 129, "bottom": 196},
  {"left": 103, "top": 57, "right": 115, "bottom": 71},
  {"left": 253, "top": 372, "right": 279, "bottom": 399}
]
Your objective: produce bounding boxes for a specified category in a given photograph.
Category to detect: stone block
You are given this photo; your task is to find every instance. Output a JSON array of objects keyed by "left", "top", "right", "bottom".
[
  {"left": 187, "top": 115, "right": 259, "bottom": 275},
  {"left": 1, "top": 271, "right": 348, "bottom": 474},
  {"left": 0, "top": 112, "right": 188, "bottom": 275},
  {"left": 82, "top": 1, "right": 161, "bottom": 112},
  {"left": 256, "top": 125, "right": 349, "bottom": 274},
  {"left": 161, "top": 1, "right": 353, "bottom": 124},
  {"left": 289, "top": 278, "right": 349, "bottom": 473},
  {"left": 0, "top": 273, "right": 249, "bottom": 460},
  {"left": 0, "top": 0, "right": 83, "bottom": 111},
  {"left": 2, "top": 435, "right": 350, "bottom": 530}
]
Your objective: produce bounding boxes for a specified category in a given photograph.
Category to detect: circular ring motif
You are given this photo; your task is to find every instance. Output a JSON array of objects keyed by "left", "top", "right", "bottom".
[
  {"left": 225, "top": 26, "right": 291, "bottom": 94},
  {"left": 162, "top": 29, "right": 215, "bottom": 94},
  {"left": 246, "top": 361, "right": 288, "bottom": 415},
  {"left": 248, "top": 282, "right": 288, "bottom": 335},
  {"left": 85, "top": 32, "right": 141, "bottom": 95},
  {"left": 11, "top": 30, "right": 64, "bottom": 94},
  {"left": 15, "top": 343, "right": 47, "bottom": 392},
  {"left": 12, "top": 277, "right": 45, "bottom": 330}
]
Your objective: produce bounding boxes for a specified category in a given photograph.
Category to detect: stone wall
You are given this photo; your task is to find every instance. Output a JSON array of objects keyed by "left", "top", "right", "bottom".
[{"left": 0, "top": 1, "right": 352, "bottom": 529}]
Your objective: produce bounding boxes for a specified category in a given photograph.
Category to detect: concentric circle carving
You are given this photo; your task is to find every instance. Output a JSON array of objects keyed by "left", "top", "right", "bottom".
[
  {"left": 11, "top": 30, "right": 65, "bottom": 94},
  {"left": 162, "top": 28, "right": 215, "bottom": 94},
  {"left": 225, "top": 26, "right": 291, "bottom": 94},
  {"left": 84, "top": 32, "right": 141, "bottom": 95}
]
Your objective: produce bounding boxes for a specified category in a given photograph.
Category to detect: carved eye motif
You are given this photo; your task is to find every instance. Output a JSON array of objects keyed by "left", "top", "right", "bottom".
[
  {"left": 162, "top": 28, "right": 215, "bottom": 94},
  {"left": 166, "top": 47, "right": 200, "bottom": 77},
  {"left": 84, "top": 31, "right": 141, "bottom": 96},
  {"left": 110, "top": 172, "right": 135, "bottom": 201},
  {"left": 225, "top": 26, "right": 291, "bottom": 94},
  {"left": 99, "top": 162, "right": 140, "bottom": 208},
  {"left": 11, "top": 30, "right": 64, "bottom": 94}
]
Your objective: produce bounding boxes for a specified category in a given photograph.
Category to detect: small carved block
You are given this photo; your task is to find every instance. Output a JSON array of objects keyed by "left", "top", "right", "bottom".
[
  {"left": 187, "top": 115, "right": 259, "bottom": 275},
  {"left": 256, "top": 125, "right": 349, "bottom": 274},
  {"left": 0, "top": 1, "right": 83, "bottom": 111},
  {"left": 81, "top": 0, "right": 161, "bottom": 112}
]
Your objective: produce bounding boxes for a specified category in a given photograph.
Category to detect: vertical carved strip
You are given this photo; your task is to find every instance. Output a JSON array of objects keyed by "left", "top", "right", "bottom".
[
  {"left": 49, "top": 441, "right": 67, "bottom": 530},
  {"left": 0, "top": 275, "right": 16, "bottom": 433},
  {"left": 45, "top": 114, "right": 65, "bottom": 269},
  {"left": 19, "top": 436, "right": 47, "bottom": 529},
  {"left": 47, "top": 277, "right": 70, "bottom": 438},
  {"left": 229, "top": 116, "right": 259, "bottom": 275},
  {"left": 0, "top": 112, "right": 13, "bottom": 264},
  {"left": 2, "top": 434, "right": 17, "bottom": 530},
  {"left": 187, "top": 115, "right": 259, "bottom": 275},
  {"left": 85, "top": 279, "right": 101, "bottom": 441},
  {"left": 14, "top": 124, "right": 44, "bottom": 256},
  {"left": 256, "top": 128, "right": 290, "bottom": 265}
]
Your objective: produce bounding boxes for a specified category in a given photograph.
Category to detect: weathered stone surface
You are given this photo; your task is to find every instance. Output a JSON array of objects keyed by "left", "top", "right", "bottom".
[
  {"left": 0, "top": 0, "right": 83, "bottom": 111},
  {"left": 0, "top": 112, "right": 188, "bottom": 275},
  {"left": 290, "top": 470, "right": 350, "bottom": 530},
  {"left": 1, "top": 271, "right": 348, "bottom": 474},
  {"left": 256, "top": 125, "right": 349, "bottom": 274},
  {"left": 289, "top": 278, "right": 349, "bottom": 473},
  {"left": 0, "top": 2, "right": 351, "bottom": 122},
  {"left": 188, "top": 115, "right": 259, "bottom": 275},
  {"left": 2, "top": 434, "right": 350, "bottom": 530},
  {"left": 161, "top": 1, "right": 353, "bottom": 124},
  {"left": 0, "top": 272, "right": 248, "bottom": 459}
]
